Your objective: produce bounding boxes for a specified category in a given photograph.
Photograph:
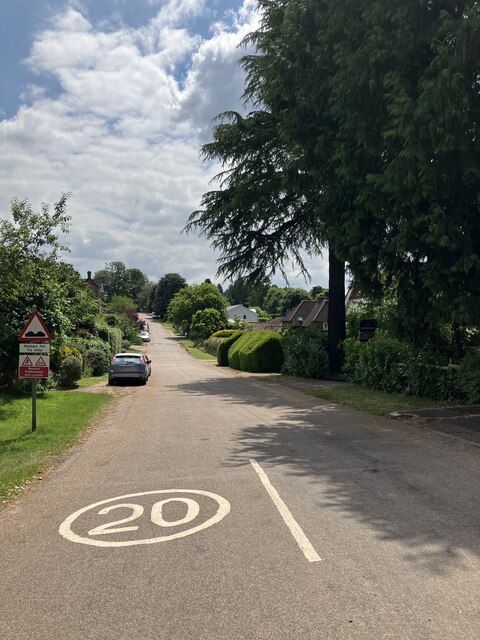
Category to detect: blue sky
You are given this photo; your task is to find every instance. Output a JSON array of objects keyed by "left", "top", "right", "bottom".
[{"left": 0, "top": 0, "right": 329, "bottom": 288}]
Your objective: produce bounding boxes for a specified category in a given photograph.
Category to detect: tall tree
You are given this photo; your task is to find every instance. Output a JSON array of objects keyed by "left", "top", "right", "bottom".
[
  {"left": 167, "top": 283, "right": 228, "bottom": 333},
  {"left": 152, "top": 273, "right": 187, "bottom": 319},
  {"left": 225, "top": 276, "right": 271, "bottom": 307}
]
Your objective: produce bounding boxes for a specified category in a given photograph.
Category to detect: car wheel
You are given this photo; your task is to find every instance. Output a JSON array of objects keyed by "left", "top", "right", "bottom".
[{"left": 108, "top": 377, "right": 115, "bottom": 385}]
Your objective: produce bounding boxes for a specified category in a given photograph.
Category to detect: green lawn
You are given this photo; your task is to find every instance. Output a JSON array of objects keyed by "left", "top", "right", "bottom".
[
  {"left": 308, "top": 383, "right": 446, "bottom": 416},
  {"left": 0, "top": 390, "right": 112, "bottom": 502}
]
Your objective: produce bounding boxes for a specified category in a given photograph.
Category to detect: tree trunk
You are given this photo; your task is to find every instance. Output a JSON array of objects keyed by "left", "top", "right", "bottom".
[{"left": 327, "top": 249, "right": 346, "bottom": 373}]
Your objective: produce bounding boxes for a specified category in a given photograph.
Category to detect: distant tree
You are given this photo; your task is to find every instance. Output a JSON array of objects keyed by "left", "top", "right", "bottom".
[
  {"left": 189, "top": 308, "right": 226, "bottom": 340},
  {"left": 152, "top": 273, "right": 187, "bottom": 319},
  {"left": 125, "top": 268, "right": 148, "bottom": 304},
  {"left": 225, "top": 276, "right": 271, "bottom": 307},
  {"left": 310, "top": 286, "right": 329, "bottom": 300},
  {"left": 136, "top": 279, "right": 156, "bottom": 312},
  {"left": 263, "top": 286, "right": 311, "bottom": 317},
  {"left": 167, "top": 283, "right": 228, "bottom": 333},
  {"left": 107, "top": 295, "right": 137, "bottom": 314}
]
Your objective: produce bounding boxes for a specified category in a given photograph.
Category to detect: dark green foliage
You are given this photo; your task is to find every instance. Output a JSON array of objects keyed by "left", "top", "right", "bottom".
[
  {"left": 58, "top": 356, "right": 82, "bottom": 388},
  {"left": 152, "top": 273, "right": 187, "bottom": 319},
  {"left": 189, "top": 308, "right": 226, "bottom": 340},
  {"left": 281, "top": 328, "right": 329, "bottom": 379},
  {"left": 94, "top": 262, "right": 147, "bottom": 302},
  {"left": 343, "top": 333, "right": 463, "bottom": 401},
  {"left": 217, "top": 331, "right": 245, "bottom": 366},
  {"left": 457, "top": 355, "right": 480, "bottom": 403},
  {"left": 228, "top": 331, "right": 284, "bottom": 373},
  {"left": 86, "top": 348, "right": 110, "bottom": 376},
  {"left": 51, "top": 344, "right": 84, "bottom": 373},
  {"left": 225, "top": 276, "right": 271, "bottom": 307}
]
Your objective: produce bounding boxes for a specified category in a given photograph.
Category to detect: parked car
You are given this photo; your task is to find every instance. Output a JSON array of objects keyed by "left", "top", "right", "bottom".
[
  {"left": 139, "top": 330, "right": 150, "bottom": 342},
  {"left": 108, "top": 353, "right": 152, "bottom": 385}
]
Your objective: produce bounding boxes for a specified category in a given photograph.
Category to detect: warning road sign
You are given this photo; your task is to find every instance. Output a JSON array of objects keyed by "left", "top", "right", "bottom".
[
  {"left": 18, "top": 310, "right": 52, "bottom": 342},
  {"left": 19, "top": 354, "right": 50, "bottom": 379}
]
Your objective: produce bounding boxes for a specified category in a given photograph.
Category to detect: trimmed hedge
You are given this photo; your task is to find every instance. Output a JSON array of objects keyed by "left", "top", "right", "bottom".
[
  {"left": 228, "top": 331, "right": 284, "bottom": 373},
  {"left": 211, "top": 329, "right": 239, "bottom": 338},
  {"left": 281, "top": 328, "right": 329, "bottom": 378},
  {"left": 342, "top": 332, "right": 465, "bottom": 401},
  {"left": 217, "top": 331, "right": 245, "bottom": 366},
  {"left": 58, "top": 356, "right": 82, "bottom": 388},
  {"left": 202, "top": 336, "right": 224, "bottom": 357}
]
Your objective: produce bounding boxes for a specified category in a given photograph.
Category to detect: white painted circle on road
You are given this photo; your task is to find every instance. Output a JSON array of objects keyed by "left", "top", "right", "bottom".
[{"left": 59, "top": 489, "right": 231, "bottom": 547}]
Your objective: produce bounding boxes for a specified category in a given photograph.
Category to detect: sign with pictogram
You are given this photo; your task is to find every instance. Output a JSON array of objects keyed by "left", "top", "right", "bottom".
[
  {"left": 19, "top": 354, "right": 50, "bottom": 379},
  {"left": 18, "top": 310, "right": 52, "bottom": 342}
]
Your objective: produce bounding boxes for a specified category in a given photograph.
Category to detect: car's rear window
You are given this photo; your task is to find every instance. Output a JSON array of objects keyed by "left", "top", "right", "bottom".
[{"left": 113, "top": 356, "right": 143, "bottom": 364}]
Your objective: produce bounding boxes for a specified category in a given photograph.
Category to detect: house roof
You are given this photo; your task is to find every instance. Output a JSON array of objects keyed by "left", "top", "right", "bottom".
[{"left": 282, "top": 298, "right": 329, "bottom": 327}]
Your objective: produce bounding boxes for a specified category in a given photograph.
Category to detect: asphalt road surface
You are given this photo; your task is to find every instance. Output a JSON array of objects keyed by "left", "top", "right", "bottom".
[{"left": 0, "top": 320, "right": 479, "bottom": 639}]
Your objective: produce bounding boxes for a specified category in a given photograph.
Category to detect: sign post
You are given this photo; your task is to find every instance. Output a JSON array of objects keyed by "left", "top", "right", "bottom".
[{"left": 18, "top": 307, "right": 52, "bottom": 433}]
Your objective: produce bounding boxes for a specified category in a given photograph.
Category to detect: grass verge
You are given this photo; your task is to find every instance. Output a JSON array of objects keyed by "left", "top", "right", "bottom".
[
  {"left": 308, "top": 384, "right": 446, "bottom": 416},
  {"left": 180, "top": 339, "right": 216, "bottom": 361},
  {"left": 76, "top": 374, "right": 108, "bottom": 388},
  {"left": 0, "top": 390, "right": 112, "bottom": 503}
]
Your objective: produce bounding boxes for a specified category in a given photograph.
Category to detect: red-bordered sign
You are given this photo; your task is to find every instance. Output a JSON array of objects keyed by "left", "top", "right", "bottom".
[{"left": 18, "top": 310, "right": 52, "bottom": 342}]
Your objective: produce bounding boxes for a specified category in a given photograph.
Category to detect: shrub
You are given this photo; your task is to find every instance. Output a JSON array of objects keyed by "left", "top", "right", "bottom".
[
  {"left": 217, "top": 331, "right": 244, "bottom": 366},
  {"left": 281, "top": 328, "right": 329, "bottom": 378},
  {"left": 86, "top": 348, "right": 110, "bottom": 375},
  {"left": 342, "top": 337, "right": 365, "bottom": 383},
  {"left": 211, "top": 329, "right": 239, "bottom": 338},
  {"left": 58, "top": 356, "right": 82, "bottom": 388},
  {"left": 202, "top": 336, "right": 224, "bottom": 357},
  {"left": 51, "top": 344, "right": 84, "bottom": 372},
  {"left": 343, "top": 333, "right": 462, "bottom": 400},
  {"left": 458, "top": 354, "right": 480, "bottom": 403},
  {"left": 228, "top": 331, "right": 284, "bottom": 373}
]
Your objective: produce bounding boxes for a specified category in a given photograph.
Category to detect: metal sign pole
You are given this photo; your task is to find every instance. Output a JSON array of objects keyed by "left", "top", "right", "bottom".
[{"left": 32, "top": 378, "right": 37, "bottom": 433}]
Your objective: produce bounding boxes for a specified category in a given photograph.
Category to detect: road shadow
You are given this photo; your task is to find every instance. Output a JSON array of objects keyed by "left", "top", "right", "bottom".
[{"left": 173, "top": 374, "right": 480, "bottom": 576}]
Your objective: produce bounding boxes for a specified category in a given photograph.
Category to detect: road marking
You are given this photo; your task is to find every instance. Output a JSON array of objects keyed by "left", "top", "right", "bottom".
[
  {"left": 59, "top": 490, "right": 230, "bottom": 547},
  {"left": 249, "top": 459, "right": 321, "bottom": 563}
]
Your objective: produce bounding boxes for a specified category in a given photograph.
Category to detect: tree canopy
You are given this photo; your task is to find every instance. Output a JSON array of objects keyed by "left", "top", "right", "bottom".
[
  {"left": 152, "top": 273, "right": 187, "bottom": 319},
  {"left": 167, "top": 283, "right": 228, "bottom": 333},
  {"left": 189, "top": 0, "right": 480, "bottom": 354}
]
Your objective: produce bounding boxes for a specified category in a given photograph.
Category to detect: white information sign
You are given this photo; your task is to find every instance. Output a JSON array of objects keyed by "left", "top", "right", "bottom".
[{"left": 19, "top": 343, "right": 50, "bottom": 355}]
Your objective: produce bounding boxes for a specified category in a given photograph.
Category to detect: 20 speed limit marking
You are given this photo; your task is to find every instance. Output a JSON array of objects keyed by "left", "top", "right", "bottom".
[{"left": 59, "top": 490, "right": 231, "bottom": 547}]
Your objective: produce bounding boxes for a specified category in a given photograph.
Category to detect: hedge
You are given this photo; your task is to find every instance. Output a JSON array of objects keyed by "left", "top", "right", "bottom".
[
  {"left": 228, "top": 331, "right": 284, "bottom": 373},
  {"left": 281, "top": 328, "right": 329, "bottom": 378},
  {"left": 217, "top": 331, "right": 245, "bottom": 366}
]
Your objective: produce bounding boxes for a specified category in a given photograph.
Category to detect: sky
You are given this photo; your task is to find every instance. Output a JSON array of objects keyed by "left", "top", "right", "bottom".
[{"left": 0, "top": 0, "right": 329, "bottom": 290}]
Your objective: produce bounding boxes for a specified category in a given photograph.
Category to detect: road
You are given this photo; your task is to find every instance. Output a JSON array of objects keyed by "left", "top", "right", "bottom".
[{"left": 0, "top": 320, "right": 479, "bottom": 639}]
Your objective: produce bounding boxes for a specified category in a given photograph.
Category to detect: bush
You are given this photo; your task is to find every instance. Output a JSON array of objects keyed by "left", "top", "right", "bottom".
[
  {"left": 281, "top": 328, "right": 329, "bottom": 378},
  {"left": 217, "top": 331, "right": 244, "bottom": 366},
  {"left": 58, "top": 356, "right": 82, "bottom": 388},
  {"left": 228, "top": 331, "right": 284, "bottom": 373},
  {"left": 342, "top": 332, "right": 462, "bottom": 400},
  {"left": 86, "top": 348, "right": 110, "bottom": 376},
  {"left": 51, "top": 344, "right": 84, "bottom": 372},
  {"left": 211, "top": 329, "right": 239, "bottom": 338},
  {"left": 202, "top": 336, "right": 224, "bottom": 357},
  {"left": 458, "top": 354, "right": 480, "bottom": 403}
]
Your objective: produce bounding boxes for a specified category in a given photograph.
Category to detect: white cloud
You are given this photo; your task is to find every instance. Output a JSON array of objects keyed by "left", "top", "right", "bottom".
[{"left": 0, "top": 1, "right": 329, "bottom": 288}]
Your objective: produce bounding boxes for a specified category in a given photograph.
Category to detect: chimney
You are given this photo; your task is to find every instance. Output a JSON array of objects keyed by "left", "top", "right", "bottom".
[{"left": 87, "top": 271, "right": 92, "bottom": 280}]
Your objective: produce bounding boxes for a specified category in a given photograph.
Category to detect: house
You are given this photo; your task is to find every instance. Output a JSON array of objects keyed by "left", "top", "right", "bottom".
[
  {"left": 281, "top": 298, "right": 329, "bottom": 330},
  {"left": 227, "top": 304, "right": 259, "bottom": 323},
  {"left": 84, "top": 271, "right": 105, "bottom": 299},
  {"left": 345, "top": 285, "right": 366, "bottom": 311}
]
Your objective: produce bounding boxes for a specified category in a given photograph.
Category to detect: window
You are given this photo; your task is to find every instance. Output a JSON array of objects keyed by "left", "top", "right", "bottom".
[{"left": 323, "top": 321, "right": 328, "bottom": 331}]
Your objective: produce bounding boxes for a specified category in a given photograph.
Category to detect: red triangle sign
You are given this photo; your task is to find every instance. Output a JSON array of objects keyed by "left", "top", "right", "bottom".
[
  {"left": 35, "top": 356, "right": 47, "bottom": 366},
  {"left": 21, "top": 356, "right": 33, "bottom": 366},
  {"left": 18, "top": 311, "right": 52, "bottom": 342}
]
